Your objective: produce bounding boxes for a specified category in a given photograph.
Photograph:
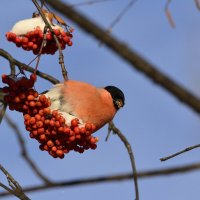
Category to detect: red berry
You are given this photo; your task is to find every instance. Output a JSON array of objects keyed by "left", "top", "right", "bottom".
[
  {"left": 69, "top": 136, "right": 75, "bottom": 142},
  {"left": 38, "top": 128, "right": 45, "bottom": 134},
  {"left": 24, "top": 114, "right": 31, "bottom": 121},
  {"left": 14, "top": 96, "right": 20, "bottom": 103},
  {"left": 30, "top": 73, "right": 37, "bottom": 82},
  {"left": 22, "top": 37, "right": 28, "bottom": 44},
  {"left": 74, "top": 127, "right": 80, "bottom": 134},
  {"left": 29, "top": 101, "right": 36, "bottom": 107},
  {"left": 33, "top": 44, "right": 38, "bottom": 50},
  {"left": 43, "top": 108, "right": 51, "bottom": 114},
  {"left": 47, "top": 140, "right": 54, "bottom": 148},
  {"left": 51, "top": 146, "right": 57, "bottom": 152},
  {"left": 53, "top": 29, "right": 60, "bottom": 36},
  {"left": 85, "top": 123, "right": 92, "bottom": 131},
  {"left": 29, "top": 117, "right": 36, "bottom": 125},
  {"left": 80, "top": 127, "right": 86, "bottom": 134},
  {"left": 39, "top": 134, "right": 46, "bottom": 141},
  {"left": 71, "top": 118, "right": 79, "bottom": 127},
  {"left": 28, "top": 41, "right": 33, "bottom": 48},
  {"left": 56, "top": 150, "right": 64, "bottom": 158},
  {"left": 46, "top": 33, "right": 52, "bottom": 41},
  {"left": 63, "top": 127, "right": 70, "bottom": 135},
  {"left": 63, "top": 36, "right": 69, "bottom": 43},
  {"left": 49, "top": 120, "right": 55, "bottom": 127},
  {"left": 68, "top": 41, "right": 73, "bottom": 46},
  {"left": 36, "top": 121, "right": 43, "bottom": 128},
  {"left": 2, "top": 74, "right": 8, "bottom": 84},
  {"left": 27, "top": 95, "right": 34, "bottom": 101}
]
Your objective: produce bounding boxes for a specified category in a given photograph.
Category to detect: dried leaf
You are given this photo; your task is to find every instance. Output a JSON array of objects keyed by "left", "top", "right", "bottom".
[
  {"left": 165, "top": 8, "right": 175, "bottom": 28},
  {"left": 194, "top": 0, "right": 200, "bottom": 10},
  {"left": 53, "top": 13, "right": 67, "bottom": 26},
  {"left": 41, "top": 9, "right": 48, "bottom": 14},
  {"left": 47, "top": 12, "right": 54, "bottom": 23}
]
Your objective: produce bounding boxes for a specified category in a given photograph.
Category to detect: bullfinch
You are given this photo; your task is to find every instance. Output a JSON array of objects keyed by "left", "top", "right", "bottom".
[{"left": 44, "top": 80, "right": 125, "bottom": 131}]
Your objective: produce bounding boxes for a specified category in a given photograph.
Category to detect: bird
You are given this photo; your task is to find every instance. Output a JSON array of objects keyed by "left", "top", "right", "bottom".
[{"left": 44, "top": 80, "right": 125, "bottom": 131}]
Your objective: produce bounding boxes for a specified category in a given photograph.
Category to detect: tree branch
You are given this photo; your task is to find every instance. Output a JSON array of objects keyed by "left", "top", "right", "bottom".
[
  {"left": 0, "top": 164, "right": 30, "bottom": 200},
  {"left": 45, "top": 0, "right": 200, "bottom": 115},
  {"left": 1, "top": 162, "right": 200, "bottom": 197},
  {"left": 0, "top": 48, "right": 59, "bottom": 84},
  {"left": 160, "top": 144, "right": 200, "bottom": 161},
  {"left": 108, "top": 121, "right": 139, "bottom": 200}
]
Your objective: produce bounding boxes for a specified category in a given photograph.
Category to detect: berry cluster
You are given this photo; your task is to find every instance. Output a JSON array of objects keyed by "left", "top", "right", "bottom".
[
  {"left": 2, "top": 74, "right": 98, "bottom": 158},
  {"left": 6, "top": 27, "right": 73, "bottom": 55}
]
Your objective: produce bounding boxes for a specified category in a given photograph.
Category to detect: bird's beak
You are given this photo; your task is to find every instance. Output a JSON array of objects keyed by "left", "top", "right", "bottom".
[{"left": 114, "top": 99, "right": 124, "bottom": 109}]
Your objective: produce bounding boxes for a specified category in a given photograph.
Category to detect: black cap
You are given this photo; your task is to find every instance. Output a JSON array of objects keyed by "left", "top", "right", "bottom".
[{"left": 104, "top": 86, "right": 125, "bottom": 110}]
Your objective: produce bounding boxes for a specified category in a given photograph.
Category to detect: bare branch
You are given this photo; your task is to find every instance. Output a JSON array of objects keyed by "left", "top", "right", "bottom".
[
  {"left": 45, "top": 0, "right": 200, "bottom": 115},
  {"left": 1, "top": 162, "right": 200, "bottom": 197},
  {"left": 0, "top": 48, "right": 59, "bottom": 84},
  {"left": 160, "top": 144, "right": 200, "bottom": 161},
  {"left": 4, "top": 114, "right": 52, "bottom": 184},
  {"left": 108, "top": 121, "right": 139, "bottom": 200},
  {"left": 0, "top": 164, "right": 30, "bottom": 200}
]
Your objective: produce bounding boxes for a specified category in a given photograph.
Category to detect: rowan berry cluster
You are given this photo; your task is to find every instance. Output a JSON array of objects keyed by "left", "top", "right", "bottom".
[
  {"left": 2, "top": 74, "right": 98, "bottom": 158},
  {"left": 6, "top": 27, "right": 73, "bottom": 55}
]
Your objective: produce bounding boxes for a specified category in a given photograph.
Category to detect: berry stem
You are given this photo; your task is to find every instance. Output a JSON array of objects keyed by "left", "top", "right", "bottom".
[
  {"left": 34, "top": 26, "right": 48, "bottom": 73},
  {"left": 32, "top": 0, "right": 69, "bottom": 81}
]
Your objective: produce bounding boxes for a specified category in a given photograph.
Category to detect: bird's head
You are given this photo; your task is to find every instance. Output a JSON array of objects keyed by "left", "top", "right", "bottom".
[{"left": 104, "top": 86, "right": 125, "bottom": 110}]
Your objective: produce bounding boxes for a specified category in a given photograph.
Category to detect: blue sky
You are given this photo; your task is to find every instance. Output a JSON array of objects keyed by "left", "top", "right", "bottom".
[{"left": 1, "top": 0, "right": 200, "bottom": 200}]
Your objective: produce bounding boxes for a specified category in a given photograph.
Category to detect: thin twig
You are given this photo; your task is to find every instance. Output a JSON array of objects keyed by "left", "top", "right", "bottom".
[
  {"left": 45, "top": 0, "right": 200, "bottom": 115},
  {"left": 107, "top": 0, "right": 136, "bottom": 33},
  {"left": 32, "top": 0, "right": 68, "bottom": 81},
  {"left": 160, "top": 144, "right": 200, "bottom": 161},
  {"left": 0, "top": 48, "right": 59, "bottom": 84},
  {"left": 108, "top": 121, "right": 139, "bottom": 200},
  {"left": 0, "top": 164, "right": 31, "bottom": 200},
  {"left": 1, "top": 162, "right": 200, "bottom": 197},
  {"left": 165, "top": 0, "right": 175, "bottom": 28},
  {"left": 40, "top": 0, "right": 45, "bottom": 8},
  {"left": 26, "top": 55, "right": 40, "bottom": 69},
  {"left": 0, "top": 103, "right": 7, "bottom": 124},
  {"left": 0, "top": 182, "right": 14, "bottom": 195},
  {"left": 9, "top": 58, "right": 16, "bottom": 76},
  {"left": 34, "top": 26, "right": 48, "bottom": 72},
  {"left": 70, "top": 0, "right": 113, "bottom": 7},
  {"left": 99, "top": 0, "right": 136, "bottom": 46},
  {"left": 0, "top": 89, "right": 7, "bottom": 124},
  {"left": 0, "top": 87, "right": 6, "bottom": 125},
  {"left": 4, "top": 114, "right": 52, "bottom": 184}
]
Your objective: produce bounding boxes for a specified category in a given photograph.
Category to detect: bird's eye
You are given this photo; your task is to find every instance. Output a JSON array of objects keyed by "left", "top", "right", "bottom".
[{"left": 114, "top": 99, "right": 124, "bottom": 109}]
